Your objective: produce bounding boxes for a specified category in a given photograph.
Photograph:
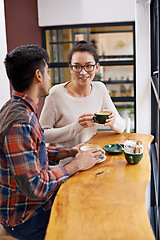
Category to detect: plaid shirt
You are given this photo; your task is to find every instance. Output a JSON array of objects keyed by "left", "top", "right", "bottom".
[{"left": 0, "top": 91, "right": 69, "bottom": 227}]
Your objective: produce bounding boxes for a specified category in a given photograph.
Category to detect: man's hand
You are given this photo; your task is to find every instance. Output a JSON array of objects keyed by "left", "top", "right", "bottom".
[{"left": 65, "top": 147, "right": 103, "bottom": 176}]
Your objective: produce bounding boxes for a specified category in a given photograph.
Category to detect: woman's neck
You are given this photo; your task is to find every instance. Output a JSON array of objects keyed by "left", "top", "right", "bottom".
[{"left": 65, "top": 81, "right": 92, "bottom": 98}]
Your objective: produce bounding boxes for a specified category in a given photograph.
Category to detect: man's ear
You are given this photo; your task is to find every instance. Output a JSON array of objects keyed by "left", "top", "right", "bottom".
[{"left": 35, "top": 69, "right": 42, "bottom": 82}]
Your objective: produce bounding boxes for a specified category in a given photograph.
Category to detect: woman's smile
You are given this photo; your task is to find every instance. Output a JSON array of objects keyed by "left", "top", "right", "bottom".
[{"left": 79, "top": 75, "right": 90, "bottom": 81}]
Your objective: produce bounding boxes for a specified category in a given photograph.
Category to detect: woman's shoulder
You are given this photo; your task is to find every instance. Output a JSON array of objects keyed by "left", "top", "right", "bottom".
[
  {"left": 92, "top": 81, "right": 107, "bottom": 91},
  {"left": 49, "top": 82, "right": 67, "bottom": 95}
]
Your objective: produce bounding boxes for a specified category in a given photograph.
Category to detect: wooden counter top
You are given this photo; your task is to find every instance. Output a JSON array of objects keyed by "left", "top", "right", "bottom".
[{"left": 45, "top": 132, "right": 155, "bottom": 240}]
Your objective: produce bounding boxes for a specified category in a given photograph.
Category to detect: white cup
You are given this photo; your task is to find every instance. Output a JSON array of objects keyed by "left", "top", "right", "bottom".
[{"left": 80, "top": 144, "right": 105, "bottom": 156}]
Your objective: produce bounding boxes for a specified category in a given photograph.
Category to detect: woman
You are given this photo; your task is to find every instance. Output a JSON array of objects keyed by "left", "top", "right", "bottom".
[{"left": 40, "top": 41, "right": 125, "bottom": 151}]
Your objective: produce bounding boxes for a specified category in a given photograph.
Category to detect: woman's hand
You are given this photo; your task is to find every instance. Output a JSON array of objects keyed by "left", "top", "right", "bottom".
[
  {"left": 78, "top": 113, "right": 95, "bottom": 128},
  {"left": 104, "top": 110, "right": 115, "bottom": 126}
]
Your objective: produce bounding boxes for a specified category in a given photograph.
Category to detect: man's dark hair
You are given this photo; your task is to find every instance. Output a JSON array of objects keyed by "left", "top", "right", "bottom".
[
  {"left": 4, "top": 45, "right": 49, "bottom": 92},
  {"left": 68, "top": 40, "right": 99, "bottom": 64}
]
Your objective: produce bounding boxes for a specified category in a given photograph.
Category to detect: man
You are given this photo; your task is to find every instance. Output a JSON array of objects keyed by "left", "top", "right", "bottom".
[{"left": 0, "top": 45, "right": 102, "bottom": 240}]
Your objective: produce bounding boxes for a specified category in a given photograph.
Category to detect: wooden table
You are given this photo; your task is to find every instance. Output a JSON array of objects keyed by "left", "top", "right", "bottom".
[{"left": 45, "top": 132, "right": 155, "bottom": 240}]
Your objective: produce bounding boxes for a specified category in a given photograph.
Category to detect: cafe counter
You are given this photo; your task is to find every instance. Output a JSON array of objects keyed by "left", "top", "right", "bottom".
[{"left": 45, "top": 131, "right": 155, "bottom": 240}]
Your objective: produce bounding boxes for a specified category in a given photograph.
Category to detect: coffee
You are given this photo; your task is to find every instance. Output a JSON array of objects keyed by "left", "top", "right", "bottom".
[
  {"left": 93, "top": 111, "right": 111, "bottom": 124},
  {"left": 96, "top": 111, "right": 111, "bottom": 115}
]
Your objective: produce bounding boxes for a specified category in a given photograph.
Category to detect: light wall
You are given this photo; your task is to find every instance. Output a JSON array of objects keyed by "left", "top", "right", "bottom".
[
  {"left": 37, "top": 0, "right": 135, "bottom": 26},
  {"left": 37, "top": 0, "right": 151, "bottom": 135},
  {"left": 0, "top": 0, "right": 10, "bottom": 108}
]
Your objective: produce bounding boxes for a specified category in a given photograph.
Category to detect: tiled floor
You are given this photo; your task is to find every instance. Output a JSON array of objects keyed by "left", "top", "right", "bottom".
[{"left": 0, "top": 225, "right": 16, "bottom": 240}]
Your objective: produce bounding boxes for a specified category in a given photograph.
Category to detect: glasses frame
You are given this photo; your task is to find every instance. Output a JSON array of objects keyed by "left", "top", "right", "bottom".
[{"left": 70, "top": 64, "right": 97, "bottom": 73}]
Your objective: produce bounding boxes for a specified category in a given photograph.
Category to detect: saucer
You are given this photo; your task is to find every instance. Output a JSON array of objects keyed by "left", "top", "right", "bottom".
[{"left": 103, "top": 144, "right": 124, "bottom": 155}]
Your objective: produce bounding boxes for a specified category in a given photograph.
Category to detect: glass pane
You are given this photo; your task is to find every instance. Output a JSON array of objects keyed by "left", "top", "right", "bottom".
[
  {"left": 46, "top": 29, "right": 57, "bottom": 43},
  {"left": 45, "top": 29, "right": 57, "bottom": 63},
  {"left": 57, "top": 29, "right": 72, "bottom": 42},
  {"left": 59, "top": 43, "right": 72, "bottom": 62},
  {"left": 105, "top": 83, "right": 134, "bottom": 97},
  {"left": 49, "top": 67, "right": 70, "bottom": 87},
  {"left": 90, "top": 32, "right": 133, "bottom": 57},
  {"left": 49, "top": 43, "right": 72, "bottom": 63},
  {"left": 46, "top": 29, "right": 73, "bottom": 63},
  {"left": 100, "top": 65, "right": 134, "bottom": 81},
  {"left": 73, "top": 28, "right": 88, "bottom": 42},
  {"left": 116, "top": 102, "right": 135, "bottom": 132},
  {"left": 49, "top": 44, "right": 58, "bottom": 63},
  {"left": 74, "top": 33, "right": 88, "bottom": 42}
]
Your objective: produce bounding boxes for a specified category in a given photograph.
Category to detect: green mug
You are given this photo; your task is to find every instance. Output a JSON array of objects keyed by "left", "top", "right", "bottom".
[
  {"left": 93, "top": 111, "right": 111, "bottom": 124},
  {"left": 124, "top": 152, "right": 143, "bottom": 165}
]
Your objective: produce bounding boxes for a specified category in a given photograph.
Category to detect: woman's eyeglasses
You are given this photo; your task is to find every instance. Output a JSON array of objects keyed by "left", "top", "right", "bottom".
[{"left": 70, "top": 64, "right": 96, "bottom": 73}]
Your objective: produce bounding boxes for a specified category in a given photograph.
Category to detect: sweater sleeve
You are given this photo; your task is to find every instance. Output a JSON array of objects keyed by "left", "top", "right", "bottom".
[
  {"left": 100, "top": 83, "right": 126, "bottom": 133},
  {"left": 43, "top": 121, "right": 84, "bottom": 143},
  {"left": 39, "top": 86, "right": 84, "bottom": 144}
]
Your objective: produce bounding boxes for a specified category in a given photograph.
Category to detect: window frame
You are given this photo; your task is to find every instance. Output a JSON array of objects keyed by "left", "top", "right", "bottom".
[{"left": 150, "top": 0, "right": 160, "bottom": 239}]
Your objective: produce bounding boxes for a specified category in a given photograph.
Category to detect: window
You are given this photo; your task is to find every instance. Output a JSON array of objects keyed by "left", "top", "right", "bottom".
[
  {"left": 150, "top": 0, "right": 160, "bottom": 239},
  {"left": 42, "top": 22, "right": 136, "bottom": 132}
]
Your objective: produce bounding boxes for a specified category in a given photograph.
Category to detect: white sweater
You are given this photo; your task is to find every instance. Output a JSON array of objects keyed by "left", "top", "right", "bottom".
[{"left": 40, "top": 81, "right": 126, "bottom": 148}]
